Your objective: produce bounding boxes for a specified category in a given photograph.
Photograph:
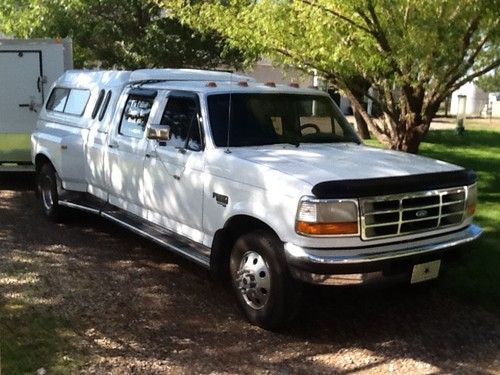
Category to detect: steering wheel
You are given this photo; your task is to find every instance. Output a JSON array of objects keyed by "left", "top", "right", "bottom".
[{"left": 300, "top": 123, "right": 321, "bottom": 134}]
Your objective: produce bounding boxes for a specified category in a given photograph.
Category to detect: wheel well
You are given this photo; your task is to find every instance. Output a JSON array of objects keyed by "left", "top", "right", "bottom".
[
  {"left": 35, "top": 154, "right": 53, "bottom": 173},
  {"left": 209, "top": 215, "right": 279, "bottom": 281}
]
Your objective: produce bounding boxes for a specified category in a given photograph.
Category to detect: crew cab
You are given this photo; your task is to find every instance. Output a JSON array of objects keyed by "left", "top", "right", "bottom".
[{"left": 32, "top": 69, "right": 482, "bottom": 329}]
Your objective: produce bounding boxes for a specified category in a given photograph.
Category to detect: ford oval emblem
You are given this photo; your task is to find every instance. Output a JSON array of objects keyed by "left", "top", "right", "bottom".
[{"left": 416, "top": 209, "right": 428, "bottom": 218}]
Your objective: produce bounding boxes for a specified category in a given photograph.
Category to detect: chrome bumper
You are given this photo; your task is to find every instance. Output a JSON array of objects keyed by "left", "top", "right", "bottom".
[{"left": 284, "top": 224, "right": 482, "bottom": 285}]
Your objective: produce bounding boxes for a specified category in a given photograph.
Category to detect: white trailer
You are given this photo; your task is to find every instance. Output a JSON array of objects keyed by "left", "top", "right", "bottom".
[{"left": 0, "top": 38, "right": 72, "bottom": 170}]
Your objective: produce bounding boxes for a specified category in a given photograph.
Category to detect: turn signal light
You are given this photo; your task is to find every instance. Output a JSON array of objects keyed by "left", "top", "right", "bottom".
[
  {"left": 296, "top": 221, "right": 358, "bottom": 235},
  {"left": 466, "top": 203, "right": 476, "bottom": 216}
]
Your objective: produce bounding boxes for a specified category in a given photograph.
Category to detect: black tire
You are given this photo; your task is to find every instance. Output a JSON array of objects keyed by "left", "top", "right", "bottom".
[
  {"left": 36, "top": 163, "right": 64, "bottom": 221},
  {"left": 229, "top": 230, "right": 302, "bottom": 330}
]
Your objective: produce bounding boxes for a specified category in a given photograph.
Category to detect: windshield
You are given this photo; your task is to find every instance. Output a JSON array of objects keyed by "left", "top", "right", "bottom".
[{"left": 207, "top": 93, "right": 359, "bottom": 147}]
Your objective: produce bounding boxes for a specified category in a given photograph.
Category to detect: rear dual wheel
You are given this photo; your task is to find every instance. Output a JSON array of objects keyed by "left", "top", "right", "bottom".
[
  {"left": 36, "top": 163, "right": 64, "bottom": 221},
  {"left": 230, "top": 230, "right": 302, "bottom": 330}
]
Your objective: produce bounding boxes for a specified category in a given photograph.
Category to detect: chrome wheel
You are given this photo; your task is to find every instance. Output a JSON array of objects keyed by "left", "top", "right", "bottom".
[
  {"left": 40, "top": 175, "right": 54, "bottom": 211},
  {"left": 235, "top": 251, "right": 271, "bottom": 310}
]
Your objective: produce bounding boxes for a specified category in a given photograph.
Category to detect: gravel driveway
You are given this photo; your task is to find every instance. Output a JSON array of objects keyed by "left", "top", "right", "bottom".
[{"left": 1, "top": 173, "right": 499, "bottom": 374}]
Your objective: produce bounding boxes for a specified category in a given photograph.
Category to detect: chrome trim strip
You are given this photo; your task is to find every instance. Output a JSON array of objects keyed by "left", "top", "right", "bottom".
[
  {"left": 101, "top": 212, "right": 210, "bottom": 269},
  {"left": 59, "top": 200, "right": 100, "bottom": 214},
  {"left": 284, "top": 224, "right": 482, "bottom": 266}
]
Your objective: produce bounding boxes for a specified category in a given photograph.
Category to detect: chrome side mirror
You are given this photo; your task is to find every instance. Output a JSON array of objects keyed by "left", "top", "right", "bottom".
[{"left": 147, "top": 124, "right": 171, "bottom": 141}]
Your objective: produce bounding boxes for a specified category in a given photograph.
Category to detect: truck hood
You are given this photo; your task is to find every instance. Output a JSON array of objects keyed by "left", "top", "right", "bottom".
[{"left": 229, "top": 143, "right": 462, "bottom": 186}]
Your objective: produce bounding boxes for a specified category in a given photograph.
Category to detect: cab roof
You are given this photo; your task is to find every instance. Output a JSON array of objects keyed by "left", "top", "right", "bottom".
[
  {"left": 140, "top": 80, "right": 326, "bottom": 96},
  {"left": 56, "top": 68, "right": 325, "bottom": 96}
]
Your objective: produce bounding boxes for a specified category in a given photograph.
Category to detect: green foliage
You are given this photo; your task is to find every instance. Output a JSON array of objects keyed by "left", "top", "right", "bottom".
[
  {"left": 169, "top": 0, "right": 500, "bottom": 152},
  {"left": 476, "top": 69, "right": 500, "bottom": 92},
  {"left": 0, "top": 0, "right": 243, "bottom": 69}
]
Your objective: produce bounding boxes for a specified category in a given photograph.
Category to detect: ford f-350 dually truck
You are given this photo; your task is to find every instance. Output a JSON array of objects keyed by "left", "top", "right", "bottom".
[{"left": 31, "top": 69, "right": 482, "bottom": 329}]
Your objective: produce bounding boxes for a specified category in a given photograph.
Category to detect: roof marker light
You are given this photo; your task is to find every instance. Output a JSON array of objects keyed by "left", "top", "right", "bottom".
[
  {"left": 265, "top": 82, "right": 276, "bottom": 87},
  {"left": 238, "top": 81, "right": 249, "bottom": 87},
  {"left": 289, "top": 83, "right": 300, "bottom": 88},
  {"left": 308, "top": 85, "right": 319, "bottom": 90},
  {"left": 206, "top": 81, "right": 217, "bottom": 87}
]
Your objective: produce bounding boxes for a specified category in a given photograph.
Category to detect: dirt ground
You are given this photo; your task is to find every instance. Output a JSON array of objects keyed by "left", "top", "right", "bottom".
[{"left": 1, "top": 173, "right": 499, "bottom": 374}]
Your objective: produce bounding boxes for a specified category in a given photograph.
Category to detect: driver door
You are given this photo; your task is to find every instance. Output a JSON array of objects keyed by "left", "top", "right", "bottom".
[{"left": 143, "top": 91, "right": 206, "bottom": 243}]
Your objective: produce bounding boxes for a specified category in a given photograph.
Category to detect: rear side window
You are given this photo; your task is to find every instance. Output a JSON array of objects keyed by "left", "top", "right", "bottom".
[
  {"left": 46, "top": 88, "right": 69, "bottom": 112},
  {"left": 46, "top": 87, "right": 90, "bottom": 117},
  {"left": 91, "top": 89, "right": 105, "bottom": 119},
  {"left": 98, "top": 91, "right": 112, "bottom": 121},
  {"left": 119, "top": 95, "right": 154, "bottom": 139}
]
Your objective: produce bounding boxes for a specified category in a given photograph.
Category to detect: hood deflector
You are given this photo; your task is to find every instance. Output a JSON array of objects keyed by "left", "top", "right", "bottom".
[{"left": 312, "top": 169, "right": 477, "bottom": 199}]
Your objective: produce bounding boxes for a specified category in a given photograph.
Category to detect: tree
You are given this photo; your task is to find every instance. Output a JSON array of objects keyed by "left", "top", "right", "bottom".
[
  {"left": 169, "top": 0, "right": 500, "bottom": 153},
  {"left": 476, "top": 69, "right": 500, "bottom": 92},
  {"left": 0, "top": 0, "right": 243, "bottom": 69}
]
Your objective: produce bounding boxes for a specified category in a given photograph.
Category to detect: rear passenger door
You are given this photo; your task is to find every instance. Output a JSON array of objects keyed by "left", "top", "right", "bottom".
[
  {"left": 106, "top": 89, "right": 156, "bottom": 215},
  {"left": 143, "top": 91, "right": 205, "bottom": 242}
]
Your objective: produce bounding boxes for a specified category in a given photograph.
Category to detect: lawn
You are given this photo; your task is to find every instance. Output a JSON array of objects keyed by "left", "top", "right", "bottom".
[
  {"left": 0, "top": 133, "right": 31, "bottom": 162},
  {"left": 367, "top": 122, "right": 500, "bottom": 312},
  {"left": 421, "top": 128, "right": 500, "bottom": 311}
]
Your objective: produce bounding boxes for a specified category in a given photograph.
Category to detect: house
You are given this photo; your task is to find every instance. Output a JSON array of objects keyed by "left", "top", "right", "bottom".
[{"left": 449, "top": 82, "right": 489, "bottom": 116}]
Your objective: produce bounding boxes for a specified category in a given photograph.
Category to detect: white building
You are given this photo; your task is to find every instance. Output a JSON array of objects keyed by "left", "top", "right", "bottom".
[
  {"left": 449, "top": 82, "right": 489, "bottom": 116},
  {"left": 486, "top": 92, "right": 500, "bottom": 118}
]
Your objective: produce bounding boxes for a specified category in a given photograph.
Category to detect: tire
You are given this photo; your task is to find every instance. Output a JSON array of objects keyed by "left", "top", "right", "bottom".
[
  {"left": 36, "top": 163, "right": 64, "bottom": 221},
  {"left": 229, "top": 230, "right": 302, "bottom": 330}
]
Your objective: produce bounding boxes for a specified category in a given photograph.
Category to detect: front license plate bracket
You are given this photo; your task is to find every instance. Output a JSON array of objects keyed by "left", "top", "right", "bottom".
[{"left": 410, "top": 259, "right": 441, "bottom": 284}]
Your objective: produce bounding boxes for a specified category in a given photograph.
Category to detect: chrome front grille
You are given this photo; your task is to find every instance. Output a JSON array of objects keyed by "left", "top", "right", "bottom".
[{"left": 360, "top": 187, "right": 466, "bottom": 240}]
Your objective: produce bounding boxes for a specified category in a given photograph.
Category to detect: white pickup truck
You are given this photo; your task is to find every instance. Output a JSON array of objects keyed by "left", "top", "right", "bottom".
[{"left": 32, "top": 69, "right": 482, "bottom": 329}]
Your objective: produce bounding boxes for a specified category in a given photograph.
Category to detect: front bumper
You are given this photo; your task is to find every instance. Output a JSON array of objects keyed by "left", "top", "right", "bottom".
[{"left": 284, "top": 224, "right": 482, "bottom": 285}]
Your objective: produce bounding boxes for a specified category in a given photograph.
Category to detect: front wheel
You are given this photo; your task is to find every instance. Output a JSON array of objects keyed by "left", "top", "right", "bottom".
[
  {"left": 36, "top": 163, "right": 64, "bottom": 221},
  {"left": 229, "top": 230, "right": 302, "bottom": 330}
]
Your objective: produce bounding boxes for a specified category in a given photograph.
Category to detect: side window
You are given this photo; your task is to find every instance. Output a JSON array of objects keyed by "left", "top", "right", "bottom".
[
  {"left": 98, "top": 91, "right": 112, "bottom": 121},
  {"left": 46, "top": 87, "right": 90, "bottom": 116},
  {"left": 64, "top": 89, "right": 91, "bottom": 116},
  {"left": 119, "top": 95, "right": 154, "bottom": 139},
  {"left": 46, "top": 88, "right": 69, "bottom": 112},
  {"left": 160, "top": 96, "right": 202, "bottom": 151},
  {"left": 91, "top": 89, "right": 105, "bottom": 119}
]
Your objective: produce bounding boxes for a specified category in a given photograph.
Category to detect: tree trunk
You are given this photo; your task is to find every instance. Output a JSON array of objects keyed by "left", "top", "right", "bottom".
[
  {"left": 389, "top": 127, "right": 424, "bottom": 154},
  {"left": 353, "top": 106, "right": 371, "bottom": 139}
]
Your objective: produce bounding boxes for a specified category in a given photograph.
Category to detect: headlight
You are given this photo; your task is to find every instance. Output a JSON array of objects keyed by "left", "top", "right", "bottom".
[
  {"left": 466, "top": 184, "right": 477, "bottom": 217},
  {"left": 296, "top": 197, "right": 359, "bottom": 236}
]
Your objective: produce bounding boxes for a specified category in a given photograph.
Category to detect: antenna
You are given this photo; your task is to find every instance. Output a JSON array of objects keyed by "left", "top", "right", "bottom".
[{"left": 224, "top": 72, "right": 233, "bottom": 154}]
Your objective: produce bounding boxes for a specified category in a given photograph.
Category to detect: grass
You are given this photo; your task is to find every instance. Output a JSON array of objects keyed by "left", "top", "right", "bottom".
[
  {"left": 366, "top": 122, "right": 500, "bottom": 312},
  {"left": 420, "top": 129, "right": 500, "bottom": 312},
  {"left": 0, "top": 133, "right": 31, "bottom": 162}
]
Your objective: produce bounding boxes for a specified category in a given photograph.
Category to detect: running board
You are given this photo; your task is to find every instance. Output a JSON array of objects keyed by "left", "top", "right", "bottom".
[{"left": 58, "top": 195, "right": 210, "bottom": 269}]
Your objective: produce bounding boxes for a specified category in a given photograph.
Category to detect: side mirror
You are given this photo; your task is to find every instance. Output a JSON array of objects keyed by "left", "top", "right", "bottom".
[{"left": 147, "top": 124, "right": 171, "bottom": 141}]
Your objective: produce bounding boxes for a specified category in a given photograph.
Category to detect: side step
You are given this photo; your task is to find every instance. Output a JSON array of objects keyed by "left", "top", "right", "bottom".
[{"left": 59, "top": 195, "right": 211, "bottom": 269}]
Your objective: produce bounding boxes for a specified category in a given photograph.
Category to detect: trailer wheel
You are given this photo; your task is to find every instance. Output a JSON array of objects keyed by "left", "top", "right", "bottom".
[
  {"left": 229, "top": 230, "right": 302, "bottom": 330},
  {"left": 36, "top": 163, "right": 64, "bottom": 221}
]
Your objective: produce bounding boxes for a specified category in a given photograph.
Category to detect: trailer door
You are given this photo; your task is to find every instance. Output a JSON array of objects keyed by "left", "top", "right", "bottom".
[{"left": 0, "top": 50, "right": 44, "bottom": 163}]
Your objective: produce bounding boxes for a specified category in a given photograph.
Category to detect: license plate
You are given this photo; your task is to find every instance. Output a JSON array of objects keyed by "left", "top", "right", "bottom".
[{"left": 410, "top": 260, "right": 441, "bottom": 284}]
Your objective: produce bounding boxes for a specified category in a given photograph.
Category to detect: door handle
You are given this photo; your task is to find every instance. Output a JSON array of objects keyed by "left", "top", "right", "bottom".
[
  {"left": 108, "top": 143, "right": 119, "bottom": 149},
  {"left": 19, "top": 100, "right": 37, "bottom": 112}
]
